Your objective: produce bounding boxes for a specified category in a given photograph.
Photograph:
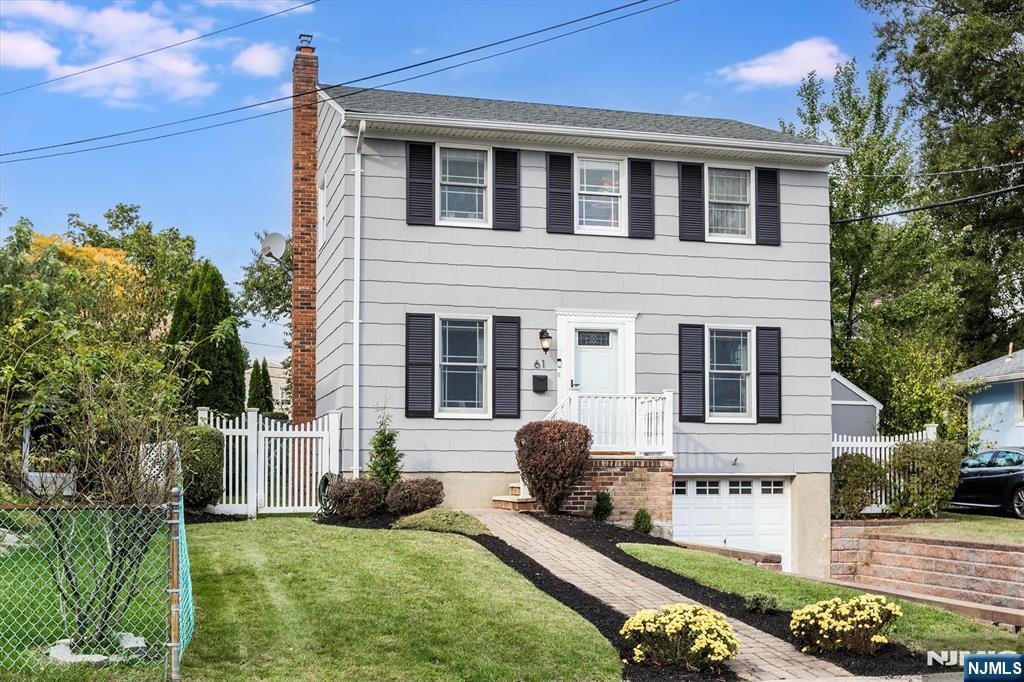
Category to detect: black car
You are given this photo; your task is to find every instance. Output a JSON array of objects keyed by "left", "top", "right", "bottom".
[{"left": 950, "top": 447, "right": 1024, "bottom": 518}]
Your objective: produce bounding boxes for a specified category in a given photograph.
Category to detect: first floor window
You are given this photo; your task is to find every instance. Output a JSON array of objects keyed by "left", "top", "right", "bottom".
[
  {"left": 439, "top": 318, "right": 488, "bottom": 412},
  {"left": 577, "top": 157, "right": 624, "bottom": 231},
  {"left": 708, "top": 328, "right": 752, "bottom": 418},
  {"left": 439, "top": 147, "right": 487, "bottom": 222},
  {"left": 708, "top": 167, "right": 751, "bottom": 238}
]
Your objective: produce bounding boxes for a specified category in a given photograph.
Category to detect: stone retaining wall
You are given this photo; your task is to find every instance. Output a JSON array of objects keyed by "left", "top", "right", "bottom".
[{"left": 561, "top": 454, "right": 674, "bottom": 524}]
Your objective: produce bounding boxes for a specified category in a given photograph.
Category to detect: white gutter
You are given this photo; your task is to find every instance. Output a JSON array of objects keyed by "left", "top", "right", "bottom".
[{"left": 352, "top": 119, "right": 366, "bottom": 478}]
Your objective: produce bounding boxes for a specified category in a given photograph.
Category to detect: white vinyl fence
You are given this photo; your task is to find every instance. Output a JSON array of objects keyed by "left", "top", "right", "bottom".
[
  {"left": 198, "top": 408, "right": 341, "bottom": 517},
  {"left": 831, "top": 423, "right": 937, "bottom": 509}
]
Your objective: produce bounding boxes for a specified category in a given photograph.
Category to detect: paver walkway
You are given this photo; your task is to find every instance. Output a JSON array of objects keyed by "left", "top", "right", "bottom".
[{"left": 471, "top": 509, "right": 850, "bottom": 681}]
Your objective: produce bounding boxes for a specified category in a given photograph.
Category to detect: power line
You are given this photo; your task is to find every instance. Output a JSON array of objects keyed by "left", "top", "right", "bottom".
[
  {"left": 847, "top": 159, "right": 1024, "bottom": 179},
  {"left": 831, "top": 184, "right": 1024, "bottom": 225},
  {"left": 1, "top": 0, "right": 652, "bottom": 157},
  {"left": 241, "top": 339, "right": 289, "bottom": 350},
  {"left": 1, "top": 0, "right": 678, "bottom": 164},
  {"left": 0, "top": 0, "right": 320, "bottom": 97}
]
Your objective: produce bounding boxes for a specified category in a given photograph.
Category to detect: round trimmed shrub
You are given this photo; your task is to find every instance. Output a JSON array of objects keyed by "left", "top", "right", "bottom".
[
  {"left": 790, "top": 594, "right": 902, "bottom": 655},
  {"left": 592, "top": 491, "right": 614, "bottom": 522},
  {"left": 831, "top": 452, "right": 884, "bottom": 519},
  {"left": 181, "top": 425, "right": 224, "bottom": 509},
  {"left": 632, "top": 507, "right": 653, "bottom": 534},
  {"left": 385, "top": 478, "right": 444, "bottom": 516},
  {"left": 620, "top": 603, "right": 740, "bottom": 670},
  {"left": 327, "top": 477, "right": 383, "bottom": 520},
  {"left": 744, "top": 592, "right": 778, "bottom": 613},
  {"left": 514, "top": 420, "right": 592, "bottom": 513}
]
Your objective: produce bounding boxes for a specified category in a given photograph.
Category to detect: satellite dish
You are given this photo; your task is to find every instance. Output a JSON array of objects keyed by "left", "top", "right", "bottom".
[{"left": 260, "top": 232, "right": 287, "bottom": 260}]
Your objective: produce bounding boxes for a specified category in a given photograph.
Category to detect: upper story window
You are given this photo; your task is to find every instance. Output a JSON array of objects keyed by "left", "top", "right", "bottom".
[
  {"left": 707, "top": 167, "right": 752, "bottom": 241},
  {"left": 708, "top": 327, "right": 754, "bottom": 421},
  {"left": 577, "top": 156, "right": 626, "bottom": 235},
  {"left": 438, "top": 147, "right": 489, "bottom": 225},
  {"left": 437, "top": 317, "right": 490, "bottom": 416}
]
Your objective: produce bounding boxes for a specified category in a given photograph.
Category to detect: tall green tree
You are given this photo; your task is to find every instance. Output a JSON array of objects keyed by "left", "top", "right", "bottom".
[
  {"left": 247, "top": 359, "right": 265, "bottom": 410},
  {"left": 860, "top": 0, "right": 1024, "bottom": 364},
  {"left": 169, "top": 261, "right": 246, "bottom": 415},
  {"left": 260, "top": 358, "right": 275, "bottom": 412}
]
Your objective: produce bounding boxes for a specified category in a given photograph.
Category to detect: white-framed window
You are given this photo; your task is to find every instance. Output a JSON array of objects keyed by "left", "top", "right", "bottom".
[
  {"left": 728, "top": 480, "right": 752, "bottom": 495},
  {"left": 706, "top": 326, "right": 755, "bottom": 422},
  {"left": 672, "top": 479, "right": 687, "bottom": 495},
  {"left": 695, "top": 480, "right": 719, "bottom": 495},
  {"left": 575, "top": 155, "right": 627, "bottom": 236},
  {"left": 707, "top": 165, "right": 753, "bottom": 242},
  {"left": 316, "top": 179, "right": 326, "bottom": 249},
  {"left": 1016, "top": 381, "right": 1024, "bottom": 425},
  {"left": 435, "top": 316, "right": 491, "bottom": 417},
  {"left": 437, "top": 145, "right": 490, "bottom": 226},
  {"left": 761, "top": 480, "right": 784, "bottom": 495}
]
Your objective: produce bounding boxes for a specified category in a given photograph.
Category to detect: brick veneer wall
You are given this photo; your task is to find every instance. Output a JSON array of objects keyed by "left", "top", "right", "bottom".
[
  {"left": 290, "top": 41, "right": 318, "bottom": 423},
  {"left": 561, "top": 455, "right": 674, "bottom": 524}
]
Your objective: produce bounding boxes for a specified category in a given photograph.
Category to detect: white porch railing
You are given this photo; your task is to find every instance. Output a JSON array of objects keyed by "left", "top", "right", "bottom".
[{"left": 544, "top": 390, "right": 674, "bottom": 456}]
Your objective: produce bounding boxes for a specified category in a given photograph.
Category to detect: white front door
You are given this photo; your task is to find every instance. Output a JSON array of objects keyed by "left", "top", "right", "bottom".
[{"left": 573, "top": 329, "right": 619, "bottom": 393}]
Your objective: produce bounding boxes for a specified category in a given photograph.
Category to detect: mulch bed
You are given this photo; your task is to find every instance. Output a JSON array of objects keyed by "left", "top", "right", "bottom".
[
  {"left": 536, "top": 513, "right": 933, "bottom": 677},
  {"left": 473, "top": 533, "right": 736, "bottom": 681},
  {"left": 315, "top": 512, "right": 400, "bottom": 529}
]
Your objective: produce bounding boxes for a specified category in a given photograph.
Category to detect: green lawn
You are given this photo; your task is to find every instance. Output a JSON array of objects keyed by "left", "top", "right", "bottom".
[
  {"left": 880, "top": 512, "right": 1024, "bottom": 545},
  {"left": 621, "top": 543, "right": 1023, "bottom": 653},
  {"left": 183, "top": 517, "right": 621, "bottom": 681}
]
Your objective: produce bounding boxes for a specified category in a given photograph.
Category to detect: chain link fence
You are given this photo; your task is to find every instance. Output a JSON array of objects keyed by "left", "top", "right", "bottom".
[{"left": 0, "top": 494, "right": 195, "bottom": 679}]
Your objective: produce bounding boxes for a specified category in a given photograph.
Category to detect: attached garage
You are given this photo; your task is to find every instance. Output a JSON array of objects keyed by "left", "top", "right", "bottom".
[{"left": 672, "top": 477, "right": 792, "bottom": 571}]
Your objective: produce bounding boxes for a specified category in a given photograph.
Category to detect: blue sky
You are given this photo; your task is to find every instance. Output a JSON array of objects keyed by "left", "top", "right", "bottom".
[{"left": 0, "top": 0, "right": 881, "bottom": 360}]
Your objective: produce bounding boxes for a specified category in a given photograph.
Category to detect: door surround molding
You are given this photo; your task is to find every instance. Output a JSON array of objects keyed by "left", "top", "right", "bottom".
[{"left": 554, "top": 309, "right": 637, "bottom": 399}]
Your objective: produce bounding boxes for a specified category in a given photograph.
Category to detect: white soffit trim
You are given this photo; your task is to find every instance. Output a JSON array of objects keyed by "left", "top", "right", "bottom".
[{"left": 831, "top": 371, "right": 883, "bottom": 410}]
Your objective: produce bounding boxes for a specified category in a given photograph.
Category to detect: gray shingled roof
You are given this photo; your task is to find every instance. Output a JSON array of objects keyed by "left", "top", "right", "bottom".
[
  {"left": 951, "top": 349, "right": 1024, "bottom": 384},
  {"left": 322, "top": 86, "right": 830, "bottom": 147}
]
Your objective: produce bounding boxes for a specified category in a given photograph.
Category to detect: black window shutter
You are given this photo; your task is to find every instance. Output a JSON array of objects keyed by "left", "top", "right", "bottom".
[
  {"left": 678, "top": 162, "right": 705, "bottom": 241},
  {"left": 756, "top": 326, "right": 782, "bottom": 423},
  {"left": 755, "top": 168, "right": 781, "bottom": 246},
  {"left": 678, "top": 324, "right": 705, "bottom": 422},
  {"left": 628, "top": 158, "right": 655, "bottom": 239},
  {"left": 493, "top": 148, "right": 521, "bottom": 231},
  {"left": 546, "top": 152, "right": 574, "bottom": 234},
  {"left": 492, "top": 316, "right": 521, "bottom": 418},
  {"left": 407, "top": 142, "right": 435, "bottom": 226},
  {"left": 405, "top": 313, "right": 435, "bottom": 417}
]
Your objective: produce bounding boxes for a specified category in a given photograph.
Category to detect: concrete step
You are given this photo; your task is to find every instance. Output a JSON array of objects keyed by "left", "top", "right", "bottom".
[
  {"left": 852, "top": 573, "right": 1024, "bottom": 612},
  {"left": 491, "top": 495, "right": 539, "bottom": 512}
]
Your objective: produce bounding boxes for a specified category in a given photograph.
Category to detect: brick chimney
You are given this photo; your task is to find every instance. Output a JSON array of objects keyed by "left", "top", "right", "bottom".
[{"left": 290, "top": 34, "right": 318, "bottom": 423}]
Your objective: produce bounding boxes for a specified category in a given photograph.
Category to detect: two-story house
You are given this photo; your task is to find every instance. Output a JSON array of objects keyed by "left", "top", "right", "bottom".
[{"left": 288, "top": 37, "right": 847, "bottom": 576}]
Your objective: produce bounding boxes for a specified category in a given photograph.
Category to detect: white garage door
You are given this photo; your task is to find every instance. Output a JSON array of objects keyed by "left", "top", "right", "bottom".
[{"left": 672, "top": 477, "right": 792, "bottom": 571}]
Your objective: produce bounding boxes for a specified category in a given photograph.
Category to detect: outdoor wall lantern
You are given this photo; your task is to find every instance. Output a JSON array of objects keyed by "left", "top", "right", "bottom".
[{"left": 538, "top": 329, "right": 552, "bottom": 354}]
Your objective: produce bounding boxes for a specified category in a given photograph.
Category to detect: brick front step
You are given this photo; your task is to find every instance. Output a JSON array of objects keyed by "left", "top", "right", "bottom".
[
  {"left": 491, "top": 495, "right": 539, "bottom": 512},
  {"left": 852, "top": 573, "right": 1024, "bottom": 612}
]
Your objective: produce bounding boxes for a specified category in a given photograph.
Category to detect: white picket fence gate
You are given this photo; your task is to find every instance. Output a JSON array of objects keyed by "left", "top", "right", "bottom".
[
  {"left": 198, "top": 407, "right": 341, "bottom": 517},
  {"left": 831, "top": 423, "right": 937, "bottom": 509}
]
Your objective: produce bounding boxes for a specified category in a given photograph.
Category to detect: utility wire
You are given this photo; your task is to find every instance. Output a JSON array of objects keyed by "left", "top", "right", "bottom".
[
  {"left": 0, "top": 0, "right": 320, "bottom": 97},
  {"left": 1, "top": 0, "right": 652, "bottom": 157},
  {"left": 847, "top": 159, "right": 1024, "bottom": 179},
  {"left": 1, "top": 0, "right": 678, "bottom": 164},
  {"left": 831, "top": 184, "right": 1023, "bottom": 225}
]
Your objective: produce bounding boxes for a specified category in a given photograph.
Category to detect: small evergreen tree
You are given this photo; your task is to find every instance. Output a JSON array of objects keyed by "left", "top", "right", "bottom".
[
  {"left": 260, "top": 358, "right": 274, "bottom": 413},
  {"left": 247, "top": 359, "right": 264, "bottom": 410},
  {"left": 366, "top": 410, "right": 403, "bottom": 495}
]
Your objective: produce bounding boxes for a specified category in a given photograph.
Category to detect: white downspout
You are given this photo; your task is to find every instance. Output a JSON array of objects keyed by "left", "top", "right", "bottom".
[{"left": 352, "top": 119, "right": 366, "bottom": 478}]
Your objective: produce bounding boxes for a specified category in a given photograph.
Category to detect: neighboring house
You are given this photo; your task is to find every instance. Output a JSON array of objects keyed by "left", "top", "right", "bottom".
[
  {"left": 287, "top": 37, "right": 847, "bottom": 575},
  {"left": 831, "top": 372, "right": 881, "bottom": 436},
  {"left": 244, "top": 360, "right": 291, "bottom": 413},
  {"left": 952, "top": 347, "right": 1024, "bottom": 448}
]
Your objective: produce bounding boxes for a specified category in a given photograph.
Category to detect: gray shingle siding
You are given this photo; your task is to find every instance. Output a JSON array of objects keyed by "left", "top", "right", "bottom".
[{"left": 316, "top": 126, "right": 833, "bottom": 476}]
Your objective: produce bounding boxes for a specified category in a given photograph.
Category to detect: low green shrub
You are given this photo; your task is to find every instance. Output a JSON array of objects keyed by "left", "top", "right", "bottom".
[
  {"left": 391, "top": 508, "right": 487, "bottom": 536},
  {"left": 831, "top": 452, "right": 885, "bottom": 519},
  {"left": 620, "top": 603, "right": 740, "bottom": 669},
  {"left": 888, "top": 440, "right": 964, "bottom": 518},
  {"left": 790, "top": 594, "right": 902, "bottom": 655},
  {"left": 632, "top": 508, "right": 653, "bottom": 534},
  {"left": 744, "top": 592, "right": 778, "bottom": 613},
  {"left": 514, "top": 420, "right": 593, "bottom": 513},
  {"left": 593, "top": 491, "right": 614, "bottom": 522},
  {"left": 385, "top": 478, "right": 444, "bottom": 515},
  {"left": 181, "top": 425, "right": 224, "bottom": 509},
  {"left": 327, "top": 477, "right": 383, "bottom": 520}
]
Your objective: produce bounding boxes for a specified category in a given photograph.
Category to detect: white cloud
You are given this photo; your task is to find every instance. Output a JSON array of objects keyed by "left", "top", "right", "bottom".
[
  {"left": 233, "top": 42, "right": 288, "bottom": 77},
  {"left": 240, "top": 81, "right": 292, "bottom": 109},
  {"left": 0, "top": 1, "right": 219, "bottom": 105},
  {"left": 200, "top": 0, "right": 315, "bottom": 13},
  {"left": 716, "top": 37, "right": 848, "bottom": 88}
]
